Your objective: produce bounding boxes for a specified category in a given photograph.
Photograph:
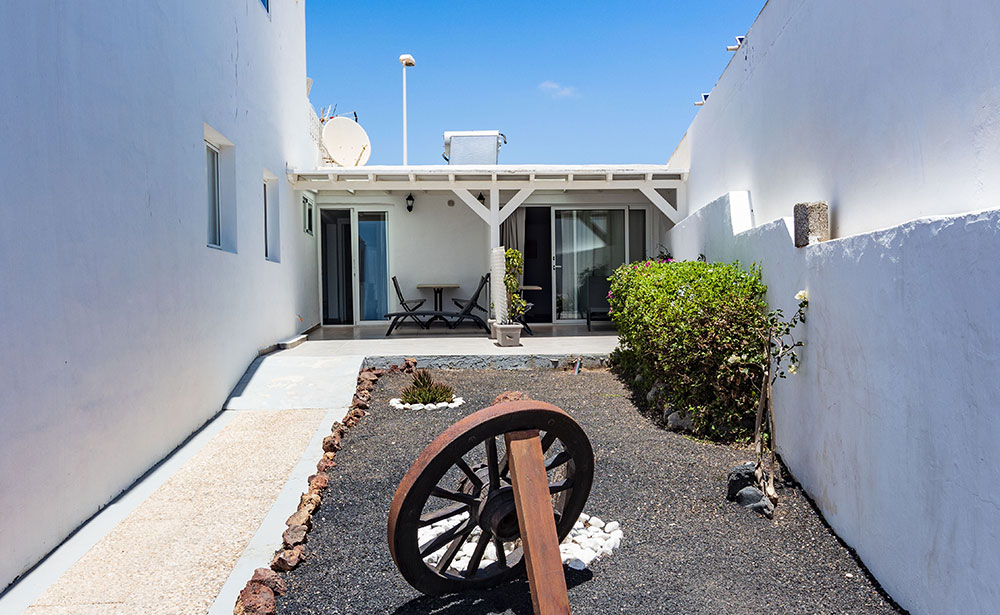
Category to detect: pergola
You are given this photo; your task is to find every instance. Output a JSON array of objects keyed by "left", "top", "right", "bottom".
[{"left": 288, "top": 164, "right": 687, "bottom": 247}]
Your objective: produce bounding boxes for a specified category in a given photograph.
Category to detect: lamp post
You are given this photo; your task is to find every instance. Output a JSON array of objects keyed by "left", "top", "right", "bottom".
[{"left": 399, "top": 53, "right": 415, "bottom": 165}]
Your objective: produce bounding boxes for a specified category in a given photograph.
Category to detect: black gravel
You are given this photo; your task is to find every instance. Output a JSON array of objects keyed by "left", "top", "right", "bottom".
[{"left": 277, "top": 369, "right": 904, "bottom": 614}]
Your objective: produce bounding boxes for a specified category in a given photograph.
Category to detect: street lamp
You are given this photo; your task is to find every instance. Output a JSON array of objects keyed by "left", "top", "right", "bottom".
[{"left": 399, "top": 53, "right": 415, "bottom": 165}]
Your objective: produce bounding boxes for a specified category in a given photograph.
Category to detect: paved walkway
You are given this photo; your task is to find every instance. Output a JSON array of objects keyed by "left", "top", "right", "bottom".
[{"left": 3, "top": 333, "right": 617, "bottom": 614}]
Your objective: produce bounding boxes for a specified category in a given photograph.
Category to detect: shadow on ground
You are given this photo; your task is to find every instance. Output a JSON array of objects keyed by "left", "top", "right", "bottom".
[{"left": 390, "top": 570, "right": 592, "bottom": 615}]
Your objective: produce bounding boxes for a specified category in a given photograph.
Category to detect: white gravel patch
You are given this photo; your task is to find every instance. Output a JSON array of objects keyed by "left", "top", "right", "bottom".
[{"left": 417, "top": 511, "right": 622, "bottom": 573}]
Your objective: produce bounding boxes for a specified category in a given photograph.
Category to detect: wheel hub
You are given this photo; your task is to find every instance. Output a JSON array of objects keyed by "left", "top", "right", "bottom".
[{"left": 477, "top": 487, "right": 520, "bottom": 540}]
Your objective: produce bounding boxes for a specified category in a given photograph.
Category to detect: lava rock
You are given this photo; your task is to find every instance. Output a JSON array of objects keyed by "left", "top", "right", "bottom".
[
  {"left": 322, "top": 434, "right": 342, "bottom": 453},
  {"left": 298, "top": 493, "right": 321, "bottom": 514},
  {"left": 735, "top": 486, "right": 765, "bottom": 507},
  {"left": 270, "top": 545, "right": 305, "bottom": 572},
  {"left": 285, "top": 509, "right": 312, "bottom": 529},
  {"left": 727, "top": 462, "right": 757, "bottom": 500},
  {"left": 250, "top": 567, "right": 287, "bottom": 596},
  {"left": 234, "top": 581, "right": 275, "bottom": 615},
  {"left": 666, "top": 411, "right": 694, "bottom": 432},
  {"left": 748, "top": 496, "right": 775, "bottom": 519},
  {"left": 307, "top": 473, "right": 329, "bottom": 493},
  {"left": 282, "top": 524, "right": 308, "bottom": 548}
]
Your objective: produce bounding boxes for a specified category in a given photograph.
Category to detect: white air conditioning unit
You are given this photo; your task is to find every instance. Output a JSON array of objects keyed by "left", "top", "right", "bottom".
[{"left": 443, "top": 131, "right": 505, "bottom": 164}]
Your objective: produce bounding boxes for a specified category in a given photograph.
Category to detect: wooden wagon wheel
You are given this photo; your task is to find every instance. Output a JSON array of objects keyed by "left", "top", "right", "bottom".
[{"left": 387, "top": 400, "right": 595, "bottom": 596}]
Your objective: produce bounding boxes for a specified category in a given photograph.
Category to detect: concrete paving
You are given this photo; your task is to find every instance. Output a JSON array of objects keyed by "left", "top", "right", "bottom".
[
  {"left": 291, "top": 332, "right": 619, "bottom": 358},
  {"left": 225, "top": 354, "right": 363, "bottom": 410}
]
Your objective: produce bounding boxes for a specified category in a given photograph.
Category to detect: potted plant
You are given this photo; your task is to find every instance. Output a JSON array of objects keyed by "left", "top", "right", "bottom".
[{"left": 495, "top": 248, "right": 527, "bottom": 347}]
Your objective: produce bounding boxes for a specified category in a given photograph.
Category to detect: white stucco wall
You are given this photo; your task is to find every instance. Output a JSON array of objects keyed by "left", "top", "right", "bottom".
[
  {"left": 0, "top": 1, "right": 318, "bottom": 589},
  {"left": 681, "top": 0, "right": 1000, "bottom": 237},
  {"left": 664, "top": 194, "right": 1000, "bottom": 615}
]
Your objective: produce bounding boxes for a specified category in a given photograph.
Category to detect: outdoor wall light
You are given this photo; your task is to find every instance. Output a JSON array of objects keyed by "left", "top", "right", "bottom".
[
  {"left": 405, "top": 193, "right": 415, "bottom": 212},
  {"left": 477, "top": 192, "right": 486, "bottom": 204}
]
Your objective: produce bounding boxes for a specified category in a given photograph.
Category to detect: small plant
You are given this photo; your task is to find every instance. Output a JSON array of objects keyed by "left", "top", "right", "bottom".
[
  {"left": 400, "top": 369, "right": 454, "bottom": 405},
  {"left": 502, "top": 248, "right": 528, "bottom": 324}
]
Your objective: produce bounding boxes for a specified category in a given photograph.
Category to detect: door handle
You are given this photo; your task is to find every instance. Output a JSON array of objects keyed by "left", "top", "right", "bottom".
[{"left": 552, "top": 264, "right": 562, "bottom": 270}]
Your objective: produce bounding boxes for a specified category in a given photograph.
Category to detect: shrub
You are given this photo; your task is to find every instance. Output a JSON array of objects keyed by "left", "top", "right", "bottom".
[
  {"left": 401, "top": 369, "right": 455, "bottom": 404},
  {"left": 608, "top": 259, "right": 769, "bottom": 441}
]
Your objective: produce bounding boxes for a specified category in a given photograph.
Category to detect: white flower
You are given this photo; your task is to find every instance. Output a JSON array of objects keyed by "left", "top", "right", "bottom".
[
  {"left": 795, "top": 289, "right": 809, "bottom": 302},
  {"left": 788, "top": 364, "right": 798, "bottom": 375},
  {"left": 727, "top": 354, "right": 739, "bottom": 364}
]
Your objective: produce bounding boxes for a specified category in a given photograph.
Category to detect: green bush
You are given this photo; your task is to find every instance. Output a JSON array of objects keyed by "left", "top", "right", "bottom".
[
  {"left": 401, "top": 369, "right": 455, "bottom": 404},
  {"left": 608, "top": 259, "right": 769, "bottom": 442}
]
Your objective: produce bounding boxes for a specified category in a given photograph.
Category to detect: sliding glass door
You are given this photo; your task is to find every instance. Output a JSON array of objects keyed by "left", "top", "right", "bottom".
[
  {"left": 553, "top": 209, "right": 626, "bottom": 321},
  {"left": 320, "top": 209, "right": 389, "bottom": 325}
]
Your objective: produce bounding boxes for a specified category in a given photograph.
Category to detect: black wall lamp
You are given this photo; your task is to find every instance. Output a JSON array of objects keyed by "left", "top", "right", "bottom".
[
  {"left": 405, "top": 193, "right": 415, "bottom": 212},
  {"left": 477, "top": 192, "right": 486, "bottom": 204}
]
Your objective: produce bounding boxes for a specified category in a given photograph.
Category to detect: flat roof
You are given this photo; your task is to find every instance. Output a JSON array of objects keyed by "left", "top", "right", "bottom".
[{"left": 288, "top": 164, "right": 686, "bottom": 191}]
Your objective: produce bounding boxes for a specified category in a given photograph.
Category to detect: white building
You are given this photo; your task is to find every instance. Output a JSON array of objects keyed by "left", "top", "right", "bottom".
[{"left": 2, "top": 1, "right": 999, "bottom": 613}]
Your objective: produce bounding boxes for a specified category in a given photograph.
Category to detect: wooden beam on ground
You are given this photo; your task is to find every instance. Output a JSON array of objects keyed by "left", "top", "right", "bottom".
[{"left": 506, "top": 430, "right": 572, "bottom": 615}]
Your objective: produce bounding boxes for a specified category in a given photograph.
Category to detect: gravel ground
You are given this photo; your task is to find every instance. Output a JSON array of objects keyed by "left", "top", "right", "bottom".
[{"left": 277, "top": 368, "right": 905, "bottom": 615}]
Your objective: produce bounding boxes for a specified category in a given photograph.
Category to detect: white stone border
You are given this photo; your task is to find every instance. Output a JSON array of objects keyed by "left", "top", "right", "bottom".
[{"left": 389, "top": 396, "right": 465, "bottom": 411}]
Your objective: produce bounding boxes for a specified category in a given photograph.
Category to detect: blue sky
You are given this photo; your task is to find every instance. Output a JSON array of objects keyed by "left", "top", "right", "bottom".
[{"left": 305, "top": 1, "right": 764, "bottom": 165}]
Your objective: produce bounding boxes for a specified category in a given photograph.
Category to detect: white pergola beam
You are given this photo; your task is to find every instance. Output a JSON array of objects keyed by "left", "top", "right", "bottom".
[
  {"left": 497, "top": 188, "right": 534, "bottom": 225},
  {"left": 452, "top": 188, "right": 491, "bottom": 224},
  {"left": 639, "top": 186, "right": 680, "bottom": 224}
]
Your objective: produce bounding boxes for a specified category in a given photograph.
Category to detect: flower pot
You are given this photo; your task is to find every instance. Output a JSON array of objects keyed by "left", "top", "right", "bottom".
[
  {"left": 488, "top": 318, "right": 497, "bottom": 340},
  {"left": 494, "top": 323, "right": 523, "bottom": 347}
]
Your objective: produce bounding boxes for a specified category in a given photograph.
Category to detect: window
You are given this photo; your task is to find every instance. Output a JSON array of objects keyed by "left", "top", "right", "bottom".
[
  {"left": 302, "top": 195, "right": 314, "bottom": 235},
  {"left": 206, "top": 142, "right": 221, "bottom": 247},
  {"left": 263, "top": 184, "right": 270, "bottom": 258},
  {"left": 204, "top": 124, "right": 237, "bottom": 253},
  {"left": 263, "top": 173, "right": 280, "bottom": 262}
]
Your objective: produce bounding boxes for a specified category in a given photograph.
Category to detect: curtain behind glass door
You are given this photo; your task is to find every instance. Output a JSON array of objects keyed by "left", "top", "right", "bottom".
[
  {"left": 554, "top": 210, "right": 625, "bottom": 320},
  {"left": 357, "top": 212, "right": 388, "bottom": 321}
]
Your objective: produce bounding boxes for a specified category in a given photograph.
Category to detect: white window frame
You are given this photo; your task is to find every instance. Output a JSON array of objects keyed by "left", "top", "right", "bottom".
[
  {"left": 206, "top": 141, "right": 221, "bottom": 249},
  {"left": 302, "top": 194, "right": 315, "bottom": 236}
]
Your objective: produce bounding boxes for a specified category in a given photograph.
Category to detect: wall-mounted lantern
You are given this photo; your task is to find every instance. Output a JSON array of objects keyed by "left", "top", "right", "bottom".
[
  {"left": 405, "top": 193, "right": 415, "bottom": 212},
  {"left": 477, "top": 192, "right": 486, "bottom": 205}
]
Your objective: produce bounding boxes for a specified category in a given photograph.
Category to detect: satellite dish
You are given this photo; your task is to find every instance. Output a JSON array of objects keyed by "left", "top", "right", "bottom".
[{"left": 322, "top": 116, "right": 372, "bottom": 166}]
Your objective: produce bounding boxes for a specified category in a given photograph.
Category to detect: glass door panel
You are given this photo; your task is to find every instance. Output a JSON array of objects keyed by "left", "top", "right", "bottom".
[
  {"left": 357, "top": 212, "right": 388, "bottom": 321},
  {"left": 554, "top": 209, "right": 625, "bottom": 320}
]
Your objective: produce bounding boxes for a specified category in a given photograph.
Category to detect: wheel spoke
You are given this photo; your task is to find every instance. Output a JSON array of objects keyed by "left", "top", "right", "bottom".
[
  {"left": 545, "top": 450, "right": 571, "bottom": 471},
  {"left": 420, "top": 517, "right": 474, "bottom": 557},
  {"left": 435, "top": 526, "right": 474, "bottom": 573},
  {"left": 493, "top": 536, "right": 507, "bottom": 568},
  {"left": 485, "top": 436, "right": 500, "bottom": 491},
  {"left": 540, "top": 431, "right": 558, "bottom": 453},
  {"left": 431, "top": 486, "right": 479, "bottom": 506},
  {"left": 454, "top": 457, "right": 483, "bottom": 491},
  {"left": 419, "top": 502, "right": 468, "bottom": 527},
  {"left": 549, "top": 478, "right": 574, "bottom": 494},
  {"left": 464, "top": 531, "right": 491, "bottom": 577}
]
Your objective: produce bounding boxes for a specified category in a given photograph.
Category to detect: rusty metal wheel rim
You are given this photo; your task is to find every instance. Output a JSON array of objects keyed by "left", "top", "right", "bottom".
[{"left": 387, "top": 400, "right": 595, "bottom": 596}]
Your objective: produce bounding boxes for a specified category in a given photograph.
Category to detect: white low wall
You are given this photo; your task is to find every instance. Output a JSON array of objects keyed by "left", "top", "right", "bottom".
[
  {"left": 664, "top": 193, "right": 1000, "bottom": 615},
  {"left": 680, "top": 0, "right": 1000, "bottom": 237},
  {"left": 0, "top": 1, "right": 318, "bottom": 589}
]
